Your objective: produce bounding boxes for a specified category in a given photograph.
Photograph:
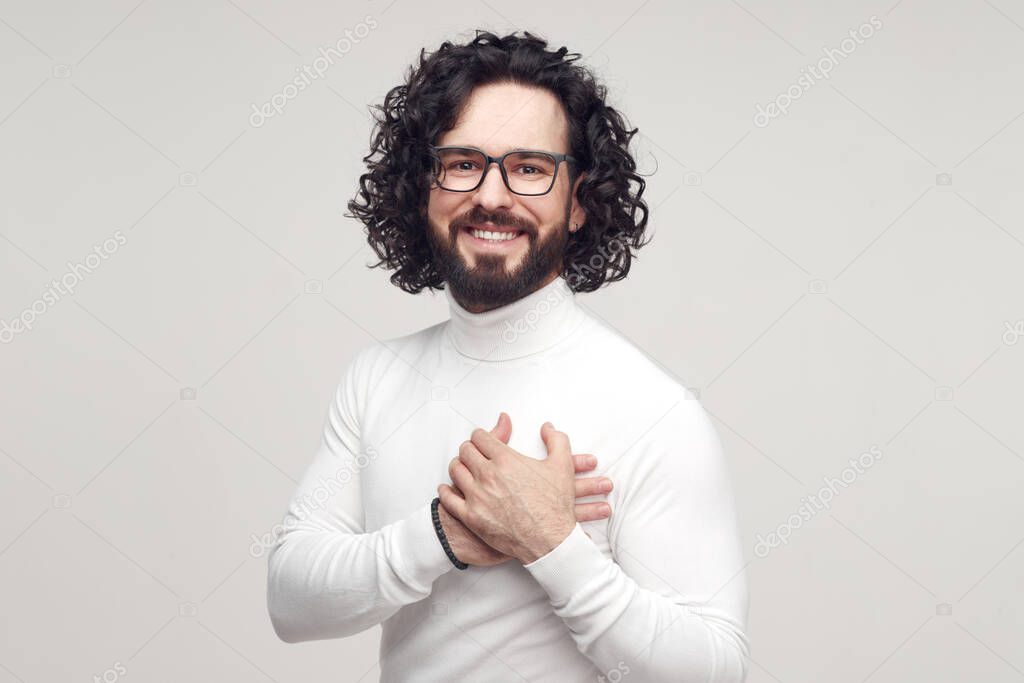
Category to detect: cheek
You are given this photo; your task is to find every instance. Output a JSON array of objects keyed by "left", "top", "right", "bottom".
[
  {"left": 427, "top": 191, "right": 462, "bottom": 224},
  {"left": 524, "top": 200, "right": 562, "bottom": 232}
]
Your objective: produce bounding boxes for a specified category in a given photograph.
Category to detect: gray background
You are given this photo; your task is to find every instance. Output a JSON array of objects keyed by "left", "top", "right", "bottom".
[{"left": 1, "top": 1, "right": 1023, "bottom": 681}]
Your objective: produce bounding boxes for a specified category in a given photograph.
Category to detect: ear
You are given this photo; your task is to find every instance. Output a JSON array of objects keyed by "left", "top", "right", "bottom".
[{"left": 569, "top": 171, "right": 587, "bottom": 233}]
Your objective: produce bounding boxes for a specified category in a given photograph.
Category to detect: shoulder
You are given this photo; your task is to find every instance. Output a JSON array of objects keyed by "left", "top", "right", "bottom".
[
  {"left": 580, "top": 310, "right": 700, "bottom": 403},
  {"left": 576, "top": 311, "right": 720, "bottom": 466}
]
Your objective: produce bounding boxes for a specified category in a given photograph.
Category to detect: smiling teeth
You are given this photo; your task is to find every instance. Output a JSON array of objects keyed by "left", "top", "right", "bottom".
[{"left": 470, "top": 228, "right": 520, "bottom": 241}]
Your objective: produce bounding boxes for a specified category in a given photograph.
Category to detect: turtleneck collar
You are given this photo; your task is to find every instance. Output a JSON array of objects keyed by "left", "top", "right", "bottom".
[{"left": 443, "top": 276, "right": 587, "bottom": 362}]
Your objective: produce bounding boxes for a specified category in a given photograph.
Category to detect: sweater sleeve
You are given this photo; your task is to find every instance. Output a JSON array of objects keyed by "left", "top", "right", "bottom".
[
  {"left": 522, "top": 395, "right": 750, "bottom": 682},
  {"left": 266, "top": 347, "right": 454, "bottom": 643}
]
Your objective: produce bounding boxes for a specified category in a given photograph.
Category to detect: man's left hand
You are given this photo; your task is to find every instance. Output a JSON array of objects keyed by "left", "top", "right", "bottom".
[{"left": 438, "top": 413, "right": 577, "bottom": 564}]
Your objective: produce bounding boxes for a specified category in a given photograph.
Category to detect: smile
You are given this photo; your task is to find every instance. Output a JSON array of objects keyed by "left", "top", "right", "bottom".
[
  {"left": 468, "top": 227, "right": 522, "bottom": 241},
  {"left": 461, "top": 225, "right": 528, "bottom": 248}
]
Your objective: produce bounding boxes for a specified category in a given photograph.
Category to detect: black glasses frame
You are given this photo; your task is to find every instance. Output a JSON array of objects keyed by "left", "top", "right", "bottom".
[{"left": 428, "top": 145, "right": 577, "bottom": 196}]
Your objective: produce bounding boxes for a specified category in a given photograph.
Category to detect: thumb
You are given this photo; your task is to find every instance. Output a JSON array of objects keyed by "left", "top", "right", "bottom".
[
  {"left": 540, "top": 421, "right": 571, "bottom": 466},
  {"left": 491, "top": 411, "right": 512, "bottom": 444}
]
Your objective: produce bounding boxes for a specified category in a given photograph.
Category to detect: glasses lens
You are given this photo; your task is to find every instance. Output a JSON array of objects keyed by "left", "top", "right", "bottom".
[
  {"left": 504, "top": 152, "right": 557, "bottom": 195},
  {"left": 434, "top": 148, "right": 486, "bottom": 191},
  {"left": 432, "top": 148, "right": 559, "bottom": 195}
]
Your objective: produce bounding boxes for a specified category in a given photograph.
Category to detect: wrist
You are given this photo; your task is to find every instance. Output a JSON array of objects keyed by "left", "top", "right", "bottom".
[
  {"left": 431, "top": 497, "right": 468, "bottom": 570},
  {"left": 517, "top": 520, "right": 576, "bottom": 565}
]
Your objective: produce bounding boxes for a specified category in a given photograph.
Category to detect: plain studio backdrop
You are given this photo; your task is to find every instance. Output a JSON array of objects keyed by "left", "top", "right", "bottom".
[{"left": 2, "top": 1, "right": 1023, "bottom": 681}]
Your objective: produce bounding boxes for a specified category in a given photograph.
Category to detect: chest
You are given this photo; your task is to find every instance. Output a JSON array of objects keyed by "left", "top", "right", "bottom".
[{"left": 357, "top": 357, "right": 624, "bottom": 548}]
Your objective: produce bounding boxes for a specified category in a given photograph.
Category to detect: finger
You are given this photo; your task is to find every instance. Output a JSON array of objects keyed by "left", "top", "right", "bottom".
[
  {"left": 440, "top": 481, "right": 466, "bottom": 502},
  {"left": 573, "top": 453, "right": 598, "bottom": 473},
  {"left": 438, "top": 483, "right": 469, "bottom": 520},
  {"left": 458, "top": 439, "right": 489, "bottom": 478},
  {"left": 574, "top": 476, "right": 612, "bottom": 499},
  {"left": 574, "top": 501, "right": 612, "bottom": 522},
  {"left": 490, "top": 411, "right": 512, "bottom": 444},
  {"left": 449, "top": 457, "right": 474, "bottom": 493},
  {"left": 475, "top": 413, "right": 516, "bottom": 462},
  {"left": 540, "top": 422, "right": 572, "bottom": 467}
]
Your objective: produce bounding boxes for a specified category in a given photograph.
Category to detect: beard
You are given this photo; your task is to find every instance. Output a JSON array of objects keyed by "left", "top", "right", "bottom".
[{"left": 426, "top": 204, "right": 570, "bottom": 312}]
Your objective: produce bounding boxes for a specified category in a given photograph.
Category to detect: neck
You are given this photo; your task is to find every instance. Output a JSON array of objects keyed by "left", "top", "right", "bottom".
[{"left": 444, "top": 275, "right": 586, "bottom": 361}]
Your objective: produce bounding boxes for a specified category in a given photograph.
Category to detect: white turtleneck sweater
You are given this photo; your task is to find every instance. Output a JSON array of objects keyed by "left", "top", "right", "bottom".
[{"left": 266, "top": 276, "right": 750, "bottom": 682}]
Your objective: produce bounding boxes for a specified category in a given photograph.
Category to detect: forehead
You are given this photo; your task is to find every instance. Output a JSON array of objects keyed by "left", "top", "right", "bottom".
[{"left": 437, "top": 82, "right": 569, "bottom": 154}]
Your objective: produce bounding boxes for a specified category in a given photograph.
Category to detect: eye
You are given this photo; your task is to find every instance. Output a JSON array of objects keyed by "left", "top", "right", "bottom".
[
  {"left": 510, "top": 163, "right": 552, "bottom": 177},
  {"left": 506, "top": 153, "right": 555, "bottom": 177},
  {"left": 442, "top": 157, "right": 482, "bottom": 175}
]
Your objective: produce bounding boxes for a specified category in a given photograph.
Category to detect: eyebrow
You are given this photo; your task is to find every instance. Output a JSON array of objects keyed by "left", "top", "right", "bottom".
[{"left": 445, "top": 145, "right": 564, "bottom": 156}]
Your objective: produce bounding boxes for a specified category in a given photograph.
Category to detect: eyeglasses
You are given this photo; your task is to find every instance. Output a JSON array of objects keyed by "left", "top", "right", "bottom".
[{"left": 429, "top": 145, "right": 577, "bottom": 196}]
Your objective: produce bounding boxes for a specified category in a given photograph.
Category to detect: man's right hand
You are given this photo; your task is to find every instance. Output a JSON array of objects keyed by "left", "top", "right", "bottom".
[{"left": 437, "top": 418, "right": 613, "bottom": 568}]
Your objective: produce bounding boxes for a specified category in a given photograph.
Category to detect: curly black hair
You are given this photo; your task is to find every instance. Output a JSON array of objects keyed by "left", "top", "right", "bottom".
[{"left": 345, "top": 29, "right": 651, "bottom": 294}]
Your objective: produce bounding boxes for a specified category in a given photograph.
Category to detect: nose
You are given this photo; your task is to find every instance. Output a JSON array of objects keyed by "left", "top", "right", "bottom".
[{"left": 471, "top": 160, "right": 514, "bottom": 211}]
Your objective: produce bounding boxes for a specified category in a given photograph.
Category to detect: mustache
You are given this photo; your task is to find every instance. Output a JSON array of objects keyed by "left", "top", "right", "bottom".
[{"left": 452, "top": 212, "right": 534, "bottom": 234}]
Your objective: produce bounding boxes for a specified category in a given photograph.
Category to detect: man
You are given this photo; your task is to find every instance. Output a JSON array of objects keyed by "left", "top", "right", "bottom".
[{"left": 267, "top": 30, "right": 749, "bottom": 682}]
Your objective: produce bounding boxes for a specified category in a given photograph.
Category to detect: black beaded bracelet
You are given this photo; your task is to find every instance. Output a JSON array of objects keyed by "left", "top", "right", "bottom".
[{"left": 431, "top": 496, "right": 468, "bottom": 570}]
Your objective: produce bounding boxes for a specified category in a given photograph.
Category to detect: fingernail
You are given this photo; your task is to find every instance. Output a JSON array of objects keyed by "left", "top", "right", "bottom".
[
  {"left": 602, "top": 504, "right": 611, "bottom": 514},
  {"left": 587, "top": 456, "right": 597, "bottom": 466},
  {"left": 601, "top": 479, "right": 612, "bottom": 492}
]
